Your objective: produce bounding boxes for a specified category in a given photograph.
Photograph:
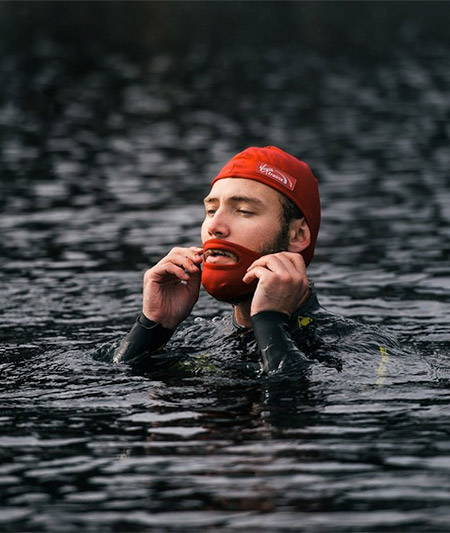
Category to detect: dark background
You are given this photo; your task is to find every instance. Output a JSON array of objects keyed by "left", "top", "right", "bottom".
[
  {"left": 2, "top": 1, "right": 450, "bottom": 58},
  {"left": 1, "top": 4, "right": 450, "bottom": 532}
]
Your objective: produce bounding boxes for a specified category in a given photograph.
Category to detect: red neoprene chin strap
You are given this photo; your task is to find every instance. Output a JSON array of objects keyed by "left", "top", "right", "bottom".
[{"left": 201, "top": 239, "right": 262, "bottom": 302}]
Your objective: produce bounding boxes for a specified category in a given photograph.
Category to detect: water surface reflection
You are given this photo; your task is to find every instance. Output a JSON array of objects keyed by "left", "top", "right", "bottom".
[{"left": 1, "top": 29, "right": 450, "bottom": 532}]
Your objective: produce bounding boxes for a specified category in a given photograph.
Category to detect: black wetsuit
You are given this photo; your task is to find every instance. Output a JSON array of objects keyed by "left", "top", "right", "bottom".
[{"left": 112, "top": 290, "right": 400, "bottom": 379}]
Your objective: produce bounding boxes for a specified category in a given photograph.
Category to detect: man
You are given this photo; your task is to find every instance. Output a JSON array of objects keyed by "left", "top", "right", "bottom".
[{"left": 113, "top": 146, "right": 395, "bottom": 377}]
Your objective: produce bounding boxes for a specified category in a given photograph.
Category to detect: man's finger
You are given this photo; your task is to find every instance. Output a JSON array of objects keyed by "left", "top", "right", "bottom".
[
  {"left": 151, "top": 262, "right": 191, "bottom": 283},
  {"left": 247, "top": 252, "right": 305, "bottom": 274},
  {"left": 242, "top": 266, "right": 270, "bottom": 284},
  {"left": 160, "top": 252, "right": 202, "bottom": 274}
]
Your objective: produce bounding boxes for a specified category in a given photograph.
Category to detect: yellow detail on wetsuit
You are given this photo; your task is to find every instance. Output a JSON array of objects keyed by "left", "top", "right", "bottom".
[
  {"left": 376, "top": 346, "right": 389, "bottom": 385},
  {"left": 297, "top": 316, "right": 313, "bottom": 328}
]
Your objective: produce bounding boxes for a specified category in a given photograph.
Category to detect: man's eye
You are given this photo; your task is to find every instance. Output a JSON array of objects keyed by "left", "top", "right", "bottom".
[
  {"left": 206, "top": 209, "right": 216, "bottom": 216},
  {"left": 237, "top": 209, "right": 254, "bottom": 216}
]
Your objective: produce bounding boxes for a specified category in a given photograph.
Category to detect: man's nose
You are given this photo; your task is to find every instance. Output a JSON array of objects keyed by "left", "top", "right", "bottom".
[{"left": 206, "top": 209, "right": 230, "bottom": 238}]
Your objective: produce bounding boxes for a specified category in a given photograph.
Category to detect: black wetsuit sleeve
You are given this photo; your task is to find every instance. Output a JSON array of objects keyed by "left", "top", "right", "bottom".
[
  {"left": 251, "top": 311, "right": 312, "bottom": 374},
  {"left": 113, "top": 314, "right": 175, "bottom": 366}
]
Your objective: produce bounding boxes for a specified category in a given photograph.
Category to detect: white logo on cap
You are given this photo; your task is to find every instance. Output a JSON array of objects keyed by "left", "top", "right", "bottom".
[{"left": 257, "top": 162, "right": 296, "bottom": 191}]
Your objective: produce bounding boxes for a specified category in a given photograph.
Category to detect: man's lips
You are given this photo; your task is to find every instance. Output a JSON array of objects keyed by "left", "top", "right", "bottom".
[{"left": 203, "top": 249, "right": 238, "bottom": 265}]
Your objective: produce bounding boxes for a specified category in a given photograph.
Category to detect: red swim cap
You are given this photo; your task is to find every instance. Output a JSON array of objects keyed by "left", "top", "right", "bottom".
[{"left": 212, "top": 146, "right": 321, "bottom": 266}]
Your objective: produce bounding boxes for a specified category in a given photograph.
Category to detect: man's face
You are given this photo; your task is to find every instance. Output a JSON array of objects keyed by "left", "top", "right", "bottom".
[{"left": 201, "top": 178, "right": 289, "bottom": 265}]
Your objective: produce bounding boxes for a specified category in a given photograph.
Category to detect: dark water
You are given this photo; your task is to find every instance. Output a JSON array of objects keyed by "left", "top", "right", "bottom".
[{"left": 1, "top": 25, "right": 450, "bottom": 532}]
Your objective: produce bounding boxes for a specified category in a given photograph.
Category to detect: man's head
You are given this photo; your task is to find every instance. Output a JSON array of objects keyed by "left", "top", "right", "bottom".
[{"left": 202, "top": 146, "right": 321, "bottom": 265}]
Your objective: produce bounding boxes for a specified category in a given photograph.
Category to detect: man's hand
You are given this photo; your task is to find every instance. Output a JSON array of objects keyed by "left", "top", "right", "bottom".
[
  {"left": 142, "top": 246, "right": 203, "bottom": 330},
  {"left": 242, "top": 252, "right": 310, "bottom": 317}
]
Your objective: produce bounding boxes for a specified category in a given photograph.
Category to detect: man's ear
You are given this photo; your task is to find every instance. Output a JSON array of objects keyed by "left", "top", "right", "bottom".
[{"left": 287, "top": 218, "right": 311, "bottom": 253}]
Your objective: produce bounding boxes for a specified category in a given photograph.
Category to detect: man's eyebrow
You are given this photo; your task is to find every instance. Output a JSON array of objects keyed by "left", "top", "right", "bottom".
[
  {"left": 203, "top": 195, "right": 264, "bottom": 205},
  {"left": 203, "top": 196, "right": 217, "bottom": 204}
]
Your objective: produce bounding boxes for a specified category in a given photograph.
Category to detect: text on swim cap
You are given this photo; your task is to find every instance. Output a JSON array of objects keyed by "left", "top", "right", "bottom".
[{"left": 257, "top": 162, "right": 297, "bottom": 191}]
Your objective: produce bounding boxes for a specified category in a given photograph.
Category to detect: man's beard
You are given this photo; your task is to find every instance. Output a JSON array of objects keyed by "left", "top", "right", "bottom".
[{"left": 257, "top": 224, "right": 290, "bottom": 257}]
